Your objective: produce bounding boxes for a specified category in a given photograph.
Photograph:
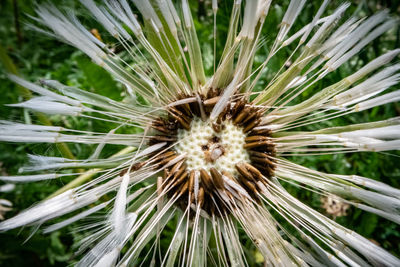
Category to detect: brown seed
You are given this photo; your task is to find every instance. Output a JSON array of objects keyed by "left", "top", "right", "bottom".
[
  {"left": 189, "top": 170, "right": 195, "bottom": 193},
  {"left": 174, "top": 171, "right": 189, "bottom": 187},
  {"left": 153, "top": 118, "right": 175, "bottom": 129},
  {"left": 152, "top": 118, "right": 164, "bottom": 126},
  {"left": 190, "top": 190, "right": 195, "bottom": 204},
  {"left": 243, "top": 118, "right": 261, "bottom": 133},
  {"left": 235, "top": 163, "right": 256, "bottom": 182},
  {"left": 217, "top": 104, "right": 230, "bottom": 123},
  {"left": 151, "top": 135, "right": 177, "bottom": 142},
  {"left": 152, "top": 125, "right": 171, "bottom": 134},
  {"left": 244, "top": 180, "right": 257, "bottom": 193},
  {"left": 245, "top": 136, "right": 270, "bottom": 143},
  {"left": 237, "top": 174, "right": 257, "bottom": 193},
  {"left": 258, "top": 177, "right": 270, "bottom": 187},
  {"left": 200, "top": 169, "right": 213, "bottom": 192},
  {"left": 233, "top": 107, "right": 251, "bottom": 124},
  {"left": 155, "top": 151, "right": 176, "bottom": 161},
  {"left": 212, "top": 122, "right": 222, "bottom": 133},
  {"left": 203, "top": 96, "right": 220, "bottom": 106},
  {"left": 249, "top": 108, "right": 264, "bottom": 121},
  {"left": 250, "top": 156, "right": 275, "bottom": 166},
  {"left": 249, "top": 151, "right": 269, "bottom": 158},
  {"left": 248, "top": 128, "right": 272, "bottom": 136},
  {"left": 169, "top": 111, "right": 191, "bottom": 130},
  {"left": 231, "top": 99, "right": 246, "bottom": 118},
  {"left": 169, "top": 106, "right": 186, "bottom": 119},
  {"left": 180, "top": 103, "right": 193, "bottom": 117},
  {"left": 253, "top": 163, "right": 274, "bottom": 177},
  {"left": 158, "top": 154, "right": 178, "bottom": 166},
  {"left": 171, "top": 107, "right": 192, "bottom": 125},
  {"left": 225, "top": 190, "right": 233, "bottom": 199},
  {"left": 178, "top": 180, "right": 189, "bottom": 196},
  {"left": 243, "top": 163, "right": 263, "bottom": 180},
  {"left": 198, "top": 186, "right": 205, "bottom": 207},
  {"left": 209, "top": 168, "right": 224, "bottom": 189},
  {"left": 240, "top": 111, "right": 257, "bottom": 125},
  {"left": 167, "top": 164, "right": 187, "bottom": 181},
  {"left": 169, "top": 160, "right": 183, "bottom": 175},
  {"left": 243, "top": 140, "right": 273, "bottom": 149},
  {"left": 130, "top": 161, "right": 145, "bottom": 172},
  {"left": 119, "top": 168, "right": 128, "bottom": 177}
]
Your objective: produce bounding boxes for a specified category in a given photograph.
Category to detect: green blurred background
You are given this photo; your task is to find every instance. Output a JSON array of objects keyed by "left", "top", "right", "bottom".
[{"left": 0, "top": 0, "right": 399, "bottom": 266}]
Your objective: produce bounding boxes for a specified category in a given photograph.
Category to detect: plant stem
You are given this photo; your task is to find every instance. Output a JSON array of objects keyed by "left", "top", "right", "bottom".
[{"left": 47, "top": 146, "right": 136, "bottom": 198}]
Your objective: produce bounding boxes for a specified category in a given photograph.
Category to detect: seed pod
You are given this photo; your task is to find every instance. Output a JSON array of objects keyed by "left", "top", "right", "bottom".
[
  {"left": 243, "top": 163, "right": 263, "bottom": 180},
  {"left": 245, "top": 136, "right": 270, "bottom": 142},
  {"left": 150, "top": 135, "right": 177, "bottom": 142},
  {"left": 233, "top": 107, "right": 251, "bottom": 124},
  {"left": 200, "top": 169, "right": 213, "bottom": 192},
  {"left": 241, "top": 112, "right": 257, "bottom": 125},
  {"left": 250, "top": 156, "right": 275, "bottom": 166},
  {"left": 209, "top": 168, "right": 224, "bottom": 189},
  {"left": 198, "top": 187, "right": 205, "bottom": 207},
  {"left": 189, "top": 170, "right": 195, "bottom": 194},
  {"left": 244, "top": 140, "right": 273, "bottom": 149},
  {"left": 174, "top": 171, "right": 189, "bottom": 187},
  {"left": 235, "top": 163, "right": 256, "bottom": 182},
  {"left": 212, "top": 122, "right": 223, "bottom": 132},
  {"left": 169, "top": 111, "right": 191, "bottom": 130},
  {"left": 231, "top": 99, "right": 246, "bottom": 118},
  {"left": 159, "top": 154, "right": 179, "bottom": 166},
  {"left": 178, "top": 180, "right": 189, "bottom": 196},
  {"left": 203, "top": 96, "right": 220, "bottom": 106},
  {"left": 243, "top": 118, "right": 261, "bottom": 133},
  {"left": 248, "top": 128, "right": 272, "bottom": 136}
]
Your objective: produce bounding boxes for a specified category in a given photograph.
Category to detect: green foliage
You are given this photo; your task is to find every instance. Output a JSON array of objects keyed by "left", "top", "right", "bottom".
[{"left": 75, "top": 56, "right": 122, "bottom": 101}]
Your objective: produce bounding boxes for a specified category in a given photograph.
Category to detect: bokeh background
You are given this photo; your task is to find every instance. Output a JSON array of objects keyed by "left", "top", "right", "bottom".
[{"left": 0, "top": 0, "right": 399, "bottom": 266}]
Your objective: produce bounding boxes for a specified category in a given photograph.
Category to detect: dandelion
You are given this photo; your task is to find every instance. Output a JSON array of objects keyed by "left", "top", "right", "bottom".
[{"left": 0, "top": 0, "right": 400, "bottom": 266}]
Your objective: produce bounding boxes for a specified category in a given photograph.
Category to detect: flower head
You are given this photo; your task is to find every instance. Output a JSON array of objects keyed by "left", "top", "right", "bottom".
[{"left": 1, "top": 0, "right": 400, "bottom": 266}]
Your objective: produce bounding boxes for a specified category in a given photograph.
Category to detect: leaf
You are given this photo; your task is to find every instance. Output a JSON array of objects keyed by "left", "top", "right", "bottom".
[
  {"left": 358, "top": 213, "right": 378, "bottom": 236},
  {"left": 75, "top": 56, "right": 121, "bottom": 101}
]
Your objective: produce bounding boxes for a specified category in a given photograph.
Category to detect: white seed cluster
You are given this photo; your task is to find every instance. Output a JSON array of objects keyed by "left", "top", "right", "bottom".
[{"left": 175, "top": 117, "right": 250, "bottom": 176}]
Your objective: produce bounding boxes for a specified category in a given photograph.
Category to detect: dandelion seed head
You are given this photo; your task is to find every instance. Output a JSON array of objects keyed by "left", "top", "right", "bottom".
[
  {"left": 148, "top": 94, "right": 276, "bottom": 215},
  {"left": 1, "top": 0, "right": 400, "bottom": 265}
]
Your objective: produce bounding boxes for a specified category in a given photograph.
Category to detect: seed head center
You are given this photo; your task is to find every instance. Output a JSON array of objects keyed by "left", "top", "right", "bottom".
[
  {"left": 175, "top": 117, "right": 250, "bottom": 177},
  {"left": 148, "top": 95, "right": 277, "bottom": 216}
]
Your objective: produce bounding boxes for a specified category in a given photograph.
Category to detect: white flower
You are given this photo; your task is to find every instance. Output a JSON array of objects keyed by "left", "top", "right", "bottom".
[{"left": 0, "top": 0, "right": 400, "bottom": 266}]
